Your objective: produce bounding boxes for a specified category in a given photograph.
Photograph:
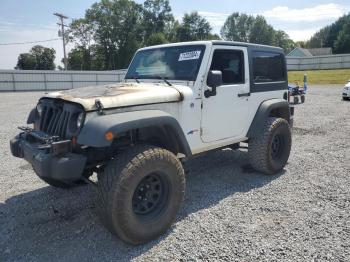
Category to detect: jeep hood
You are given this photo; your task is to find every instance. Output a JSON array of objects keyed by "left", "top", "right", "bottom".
[{"left": 44, "top": 83, "right": 182, "bottom": 111}]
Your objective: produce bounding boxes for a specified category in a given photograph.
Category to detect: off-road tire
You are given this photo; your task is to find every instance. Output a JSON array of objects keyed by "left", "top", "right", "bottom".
[
  {"left": 248, "top": 117, "right": 291, "bottom": 175},
  {"left": 97, "top": 145, "right": 185, "bottom": 245},
  {"left": 301, "top": 95, "right": 305, "bottom": 103},
  {"left": 293, "top": 96, "right": 299, "bottom": 104}
]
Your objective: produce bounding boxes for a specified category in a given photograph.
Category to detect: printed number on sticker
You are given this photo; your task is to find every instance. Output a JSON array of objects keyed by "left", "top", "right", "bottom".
[{"left": 179, "top": 51, "right": 201, "bottom": 61}]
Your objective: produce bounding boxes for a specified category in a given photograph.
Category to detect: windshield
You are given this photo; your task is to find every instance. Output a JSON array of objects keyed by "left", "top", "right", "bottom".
[{"left": 125, "top": 45, "right": 206, "bottom": 81}]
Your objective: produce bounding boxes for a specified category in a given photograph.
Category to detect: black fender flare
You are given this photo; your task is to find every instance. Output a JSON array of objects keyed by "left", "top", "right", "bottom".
[
  {"left": 77, "top": 110, "right": 192, "bottom": 156},
  {"left": 246, "top": 99, "right": 291, "bottom": 138},
  {"left": 27, "top": 108, "right": 38, "bottom": 124}
]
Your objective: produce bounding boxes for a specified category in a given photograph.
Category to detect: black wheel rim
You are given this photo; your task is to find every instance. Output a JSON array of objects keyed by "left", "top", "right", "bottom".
[
  {"left": 271, "top": 134, "right": 284, "bottom": 160},
  {"left": 132, "top": 173, "right": 168, "bottom": 216}
]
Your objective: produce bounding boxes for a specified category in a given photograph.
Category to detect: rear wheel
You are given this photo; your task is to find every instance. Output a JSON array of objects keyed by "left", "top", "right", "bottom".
[
  {"left": 248, "top": 117, "right": 292, "bottom": 175},
  {"left": 301, "top": 95, "right": 305, "bottom": 103},
  {"left": 97, "top": 145, "right": 185, "bottom": 245}
]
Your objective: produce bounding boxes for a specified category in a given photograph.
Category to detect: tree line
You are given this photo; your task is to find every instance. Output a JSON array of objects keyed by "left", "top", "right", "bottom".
[
  {"left": 16, "top": 0, "right": 349, "bottom": 71},
  {"left": 297, "top": 13, "right": 350, "bottom": 54}
]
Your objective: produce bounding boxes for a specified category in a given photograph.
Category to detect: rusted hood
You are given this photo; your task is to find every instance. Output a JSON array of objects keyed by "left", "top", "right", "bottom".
[{"left": 44, "top": 82, "right": 182, "bottom": 111}]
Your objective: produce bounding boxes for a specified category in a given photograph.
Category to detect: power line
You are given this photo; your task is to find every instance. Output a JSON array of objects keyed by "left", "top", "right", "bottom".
[{"left": 0, "top": 38, "right": 61, "bottom": 46}]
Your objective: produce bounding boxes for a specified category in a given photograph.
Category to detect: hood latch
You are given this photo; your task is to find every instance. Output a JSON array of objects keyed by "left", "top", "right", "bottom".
[{"left": 95, "top": 99, "right": 105, "bottom": 115}]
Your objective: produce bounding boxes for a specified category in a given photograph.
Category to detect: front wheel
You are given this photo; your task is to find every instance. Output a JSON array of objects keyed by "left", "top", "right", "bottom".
[
  {"left": 248, "top": 117, "right": 292, "bottom": 175},
  {"left": 97, "top": 145, "right": 185, "bottom": 245}
]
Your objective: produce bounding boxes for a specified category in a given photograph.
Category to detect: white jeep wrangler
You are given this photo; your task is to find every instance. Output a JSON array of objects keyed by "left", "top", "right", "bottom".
[{"left": 11, "top": 41, "right": 293, "bottom": 245}]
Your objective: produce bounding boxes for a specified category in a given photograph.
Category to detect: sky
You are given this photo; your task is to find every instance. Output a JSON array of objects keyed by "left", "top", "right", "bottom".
[{"left": 0, "top": 0, "right": 349, "bottom": 69}]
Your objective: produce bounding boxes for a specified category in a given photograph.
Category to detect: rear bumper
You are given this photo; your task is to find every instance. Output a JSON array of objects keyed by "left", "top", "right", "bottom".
[{"left": 10, "top": 133, "right": 86, "bottom": 182}]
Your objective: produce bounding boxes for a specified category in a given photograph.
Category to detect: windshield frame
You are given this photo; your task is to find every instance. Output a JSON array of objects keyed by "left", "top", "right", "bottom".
[{"left": 125, "top": 44, "right": 206, "bottom": 82}]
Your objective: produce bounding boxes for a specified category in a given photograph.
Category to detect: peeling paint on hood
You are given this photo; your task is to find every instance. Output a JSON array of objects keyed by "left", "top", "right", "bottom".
[{"left": 44, "top": 82, "right": 182, "bottom": 111}]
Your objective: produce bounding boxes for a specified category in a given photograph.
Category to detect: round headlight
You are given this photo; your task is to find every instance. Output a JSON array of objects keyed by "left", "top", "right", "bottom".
[
  {"left": 76, "top": 112, "right": 84, "bottom": 128},
  {"left": 36, "top": 103, "right": 43, "bottom": 116}
]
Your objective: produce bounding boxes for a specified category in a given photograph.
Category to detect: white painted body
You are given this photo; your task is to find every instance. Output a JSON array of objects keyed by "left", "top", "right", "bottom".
[
  {"left": 343, "top": 81, "right": 350, "bottom": 98},
  {"left": 47, "top": 41, "right": 287, "bottom": 156}
]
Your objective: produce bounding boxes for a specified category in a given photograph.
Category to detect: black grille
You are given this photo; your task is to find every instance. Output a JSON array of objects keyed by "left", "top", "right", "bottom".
[
  {"left": 38, "top": 99, "right": 82, "bottom": 139},
  {"left": 40, "top": 106, "right": 70, "bottom": 138}
]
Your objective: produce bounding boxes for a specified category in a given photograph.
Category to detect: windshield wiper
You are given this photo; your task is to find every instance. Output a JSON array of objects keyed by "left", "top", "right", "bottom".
[
  {"left": 133, "top": 77, "right": 140, "bottom": 84},
  {"left": 155, "top": 76, "right": 172, "bottom": 86}
]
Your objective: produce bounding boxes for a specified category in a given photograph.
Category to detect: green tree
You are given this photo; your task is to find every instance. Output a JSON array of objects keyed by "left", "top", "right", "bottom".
[
  {"left": 15, "top": 45, "right": 55, "bottom": 70},
  {"left": 144, "top": 32, "right": 168, "bottom": 46},
  {"left": 67, "top": 18, "right": 94, "bottom": 48},
  {"left": 325, "top": 14, "right": 350, "bottom": 49},
  {"left": 306, "top": 13, "right": 350, "bottom": 53},
  {"left": 295, "top": 41, "right": 307, "bottom": 48},
  {"left": 66, "top": 47, "right": 85, "bottom": 70},
  {"left": 164, "top": 19, "right": 180, "bottom": 42},
  {"left": 249, "top": 15, "right": 275, "bottom": 45},
  {"left": 142, "top": 0, "right": 173, "bottom": 37},
  {"left": 66, "top": 18, "right": 96, "bottom": 70},
  {"left": 307, "top": 26, "right": 330, "bottom": 48},
  {"left": 334, "top": 20, "right": 350, "bottom": 54},
  {"left": 66, "top": 44, "right": 107, "bottom": 70},
  {"left": 85, "top": 0, "right": 143, "bottom": 69},
  {"left": 176, "top": 12, "right": 212, "bottom": 41},
  {"left": 31, "top": 45, "right": 56, "bottom": 70},
  {"left": 220, "top": 13, "right": 254, "bottom": 42},
  {"left": 221, "top": 13, "right": 294, "bottom": 52},
  {"left": 273, "top": 30, "right": 295, "bottom": 54},
  {"left": 15, "top": 53, "right": 36, "bottom": 70}
]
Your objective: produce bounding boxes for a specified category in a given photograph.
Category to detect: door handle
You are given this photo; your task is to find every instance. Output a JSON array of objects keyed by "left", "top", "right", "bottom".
[{"left": 238, "top": 92, "right": 250, "bottom": 97}]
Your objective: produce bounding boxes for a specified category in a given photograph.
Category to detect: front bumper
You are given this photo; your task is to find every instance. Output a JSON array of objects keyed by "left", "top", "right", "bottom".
[{"left": 10, "top": 130, "right": 87, "bottom": 183}]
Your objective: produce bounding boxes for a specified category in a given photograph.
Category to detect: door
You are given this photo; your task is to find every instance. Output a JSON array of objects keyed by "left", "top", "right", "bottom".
[{"left": 201, "top": 46, "right": 250, "bottom": 143}]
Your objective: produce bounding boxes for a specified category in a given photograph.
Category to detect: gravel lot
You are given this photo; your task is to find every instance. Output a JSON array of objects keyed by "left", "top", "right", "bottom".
[{"left": 1, "top": 86, "right": 349, "bottom": 261}]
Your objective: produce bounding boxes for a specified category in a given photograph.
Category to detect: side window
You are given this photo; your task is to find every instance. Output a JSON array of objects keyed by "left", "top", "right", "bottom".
[
  {"left": 210, "top": 49, "right": 245, "bottom": 85},
  {"left": 253, "top": 52, "right": 286, "bottom": 83}
]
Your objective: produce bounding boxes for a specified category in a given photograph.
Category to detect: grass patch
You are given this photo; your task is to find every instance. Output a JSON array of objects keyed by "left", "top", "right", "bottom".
[{"left": 288, "top": 69, "right": 350, "bottom": 85}]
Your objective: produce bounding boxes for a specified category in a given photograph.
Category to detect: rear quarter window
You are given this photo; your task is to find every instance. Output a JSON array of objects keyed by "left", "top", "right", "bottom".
[{"left": 253, "top": 51, "right": 286, "bottom": 83}]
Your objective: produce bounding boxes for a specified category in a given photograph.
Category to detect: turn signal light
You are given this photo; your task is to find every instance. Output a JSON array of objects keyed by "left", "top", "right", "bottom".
[{"left": 105, "top": 132, "right": 114, "bottom": 141}]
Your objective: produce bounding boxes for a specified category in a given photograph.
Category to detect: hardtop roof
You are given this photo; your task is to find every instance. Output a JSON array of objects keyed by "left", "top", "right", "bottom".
[
  {"left": 139, "top": 40, "right": 284, "bottom": 52},
  {"left": 211, "top": 40, "right": 283, "bottom": 51}
]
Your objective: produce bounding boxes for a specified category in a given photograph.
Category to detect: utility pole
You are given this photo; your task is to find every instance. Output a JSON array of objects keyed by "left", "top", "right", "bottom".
[{"left": 54, "top": 13, "right": 68, "bottom": 70}]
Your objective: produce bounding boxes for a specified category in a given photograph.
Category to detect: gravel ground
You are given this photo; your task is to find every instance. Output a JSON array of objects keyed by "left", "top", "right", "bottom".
[{"left": 0, "top": 86, "right": 349, "bottom": 261}]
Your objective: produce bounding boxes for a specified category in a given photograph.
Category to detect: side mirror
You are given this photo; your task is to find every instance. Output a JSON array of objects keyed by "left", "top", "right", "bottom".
[{"left": 205, "top": 70, "right": 222, "bottom": 98}]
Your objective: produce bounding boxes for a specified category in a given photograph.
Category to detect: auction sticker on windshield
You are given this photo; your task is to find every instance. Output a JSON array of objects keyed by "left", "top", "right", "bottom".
[{"left": 179, "top": 51, "right": 201, "bottom": 61}]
